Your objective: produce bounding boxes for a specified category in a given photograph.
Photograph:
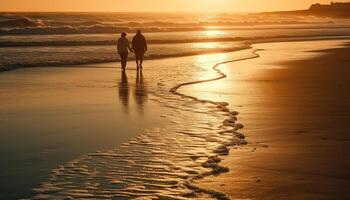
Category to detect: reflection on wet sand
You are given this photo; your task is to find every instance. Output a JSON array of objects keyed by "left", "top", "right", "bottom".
[
  {"left": 118, "top": 71, "right": 129, "bottom": 113},
  {"left": 135, "top": 70, "right": 148, "bottom": 114},
  {"left": 118, "top": 71, "right": 148, "bottom": 114}
]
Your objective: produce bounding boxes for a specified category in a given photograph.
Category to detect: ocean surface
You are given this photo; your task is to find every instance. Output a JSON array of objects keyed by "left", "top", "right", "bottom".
[
  {"left": 1, "top": 12, "right": 350, "bottom": 69},
  {"left": 1, "top": 12, "right": 350, "bottom": 199}
]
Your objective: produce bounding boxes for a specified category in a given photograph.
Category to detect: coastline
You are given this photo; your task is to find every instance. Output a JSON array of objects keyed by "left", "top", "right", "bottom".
[{"left": 187, "top": 40, "right": 350, "bottom": 199}]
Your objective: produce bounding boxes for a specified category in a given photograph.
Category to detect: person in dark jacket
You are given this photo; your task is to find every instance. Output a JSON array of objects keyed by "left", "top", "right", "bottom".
[{"left": 132, "top": 30, "right": 147, "bottom": 70}]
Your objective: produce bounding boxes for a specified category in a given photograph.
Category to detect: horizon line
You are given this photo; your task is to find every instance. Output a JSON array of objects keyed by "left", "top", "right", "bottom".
[{"left": 0, "top": 9, "right": 306, "bottom": 14}]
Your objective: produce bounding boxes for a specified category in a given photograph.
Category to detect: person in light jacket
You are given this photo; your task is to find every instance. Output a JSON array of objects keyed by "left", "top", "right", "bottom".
[{"left": 117, "top": 32, "right": 132, "bottom": 71}]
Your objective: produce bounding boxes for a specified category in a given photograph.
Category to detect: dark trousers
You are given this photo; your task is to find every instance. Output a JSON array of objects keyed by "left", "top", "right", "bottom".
[{"left": 119, "top": 52, "right": 128, "bottom": 69}]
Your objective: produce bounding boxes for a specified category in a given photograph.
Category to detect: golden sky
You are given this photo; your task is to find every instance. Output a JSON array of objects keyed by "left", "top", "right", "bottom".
[{"left": 0, "top": 0, "right": 348, "bottom": 12}]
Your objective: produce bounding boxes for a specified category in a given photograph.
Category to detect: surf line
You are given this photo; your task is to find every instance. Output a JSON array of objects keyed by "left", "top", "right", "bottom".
[{"left": 169, "top": 48, "right": 262, "bottom": 200}]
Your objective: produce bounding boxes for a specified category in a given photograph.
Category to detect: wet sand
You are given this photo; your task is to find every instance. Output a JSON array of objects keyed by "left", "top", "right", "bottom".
[
  {"left": 184, "top": 40, "right": 350, "bottom": 199},
  {"left": 0, "top": 66, "right": 166, "bottom": 199}
]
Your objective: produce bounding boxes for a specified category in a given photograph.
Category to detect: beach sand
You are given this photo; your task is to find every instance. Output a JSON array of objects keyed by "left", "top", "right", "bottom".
[
  {"left": 184, "top": 40, "right": 350, "bottom": 199},
  {"left": 0, "top": 66, "right": 167, "bottom": 199}
]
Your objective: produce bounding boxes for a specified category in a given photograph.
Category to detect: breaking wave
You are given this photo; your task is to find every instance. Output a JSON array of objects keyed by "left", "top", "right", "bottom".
[
  {"left": 0, "top": 24, "right": 189, "bottom": 35},
  {"left": 0, "top": 13, "right": 342, "bottom": 35},
  {"left": 2, "top": 23, "right": 348, "bottom": 35},
  {"left": 0, "top": 17, "right": 45, "bottom": 28}
]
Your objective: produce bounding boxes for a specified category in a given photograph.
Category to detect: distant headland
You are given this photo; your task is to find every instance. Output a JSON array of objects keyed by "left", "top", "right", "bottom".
[
  {"left": 262, "top": 2, "right": 350, "bottom": 18},
  {"left": 309, "top": 2, "right": 350, "bottom": 11}
]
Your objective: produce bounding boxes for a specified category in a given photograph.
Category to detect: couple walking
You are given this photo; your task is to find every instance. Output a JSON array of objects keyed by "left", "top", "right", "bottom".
[{"left": 117, "top": 30, "right": 147, "bottom": 71}]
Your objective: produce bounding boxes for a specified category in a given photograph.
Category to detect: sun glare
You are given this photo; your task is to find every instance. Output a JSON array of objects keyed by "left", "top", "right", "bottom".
[{"left": 204, "top": 30, "right": 225, "bottom": 37}]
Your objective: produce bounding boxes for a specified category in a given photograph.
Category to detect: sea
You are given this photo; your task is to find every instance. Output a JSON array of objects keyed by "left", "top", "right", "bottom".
[{"left": 1, "top": 12, "right": 350, "bottom": 70}]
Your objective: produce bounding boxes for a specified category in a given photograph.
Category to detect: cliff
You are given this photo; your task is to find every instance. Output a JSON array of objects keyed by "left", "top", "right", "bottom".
[{"left": 309, "top": 2, "right": 350, "bottom": 11}]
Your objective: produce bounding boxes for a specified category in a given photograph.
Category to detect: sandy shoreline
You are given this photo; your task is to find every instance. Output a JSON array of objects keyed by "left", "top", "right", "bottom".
[{"left": 189, "top": 40, "right": 350, "bottom": 199}]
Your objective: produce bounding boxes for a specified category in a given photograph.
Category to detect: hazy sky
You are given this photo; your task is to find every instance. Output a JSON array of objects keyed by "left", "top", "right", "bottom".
[{"left": 0, "top": 0, "right": 348, "bottom": 12}]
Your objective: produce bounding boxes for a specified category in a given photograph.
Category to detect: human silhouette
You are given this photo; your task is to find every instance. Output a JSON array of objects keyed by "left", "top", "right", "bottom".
[
  {"left": 117, "top": 32, "right": 132, "bottom": 71},
  {"left": 118, "top": 71, "right": 129, "bottom": 114},
  {"left": 132, "top": 30, "right": 148, "bottom": 70}
]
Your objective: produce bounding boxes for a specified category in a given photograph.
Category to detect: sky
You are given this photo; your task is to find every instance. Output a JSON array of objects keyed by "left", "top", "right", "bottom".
[{"left": 0, "top": 0, "right": 349, "bottom": 12}]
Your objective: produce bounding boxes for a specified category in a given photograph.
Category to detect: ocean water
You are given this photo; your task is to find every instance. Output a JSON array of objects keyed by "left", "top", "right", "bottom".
[
  {"left": 1, "top": 12, "right": 350, "bottom": 199},
  {"left": 1, "top": 12, "right": 350, "bottom": 69}
]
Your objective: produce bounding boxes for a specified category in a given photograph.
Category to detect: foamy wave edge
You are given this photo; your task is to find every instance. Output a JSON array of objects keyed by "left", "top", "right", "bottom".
[{"left": 167, "top": 49, "right": 262, "bottom": 199}]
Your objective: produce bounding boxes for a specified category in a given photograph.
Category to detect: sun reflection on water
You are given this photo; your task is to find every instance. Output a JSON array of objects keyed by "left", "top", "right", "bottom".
[
  {"left": 191, "top": 42, "right": 219, "bottom": 50},
  {"left": 204, "top": 30, "right": 225, "bottom": 37},
  {"left": 194, "top": 53, "right": 231, "bottom": 91},
  {"left": 195, "top": 52, "right": 229, "bottom": 66}
]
